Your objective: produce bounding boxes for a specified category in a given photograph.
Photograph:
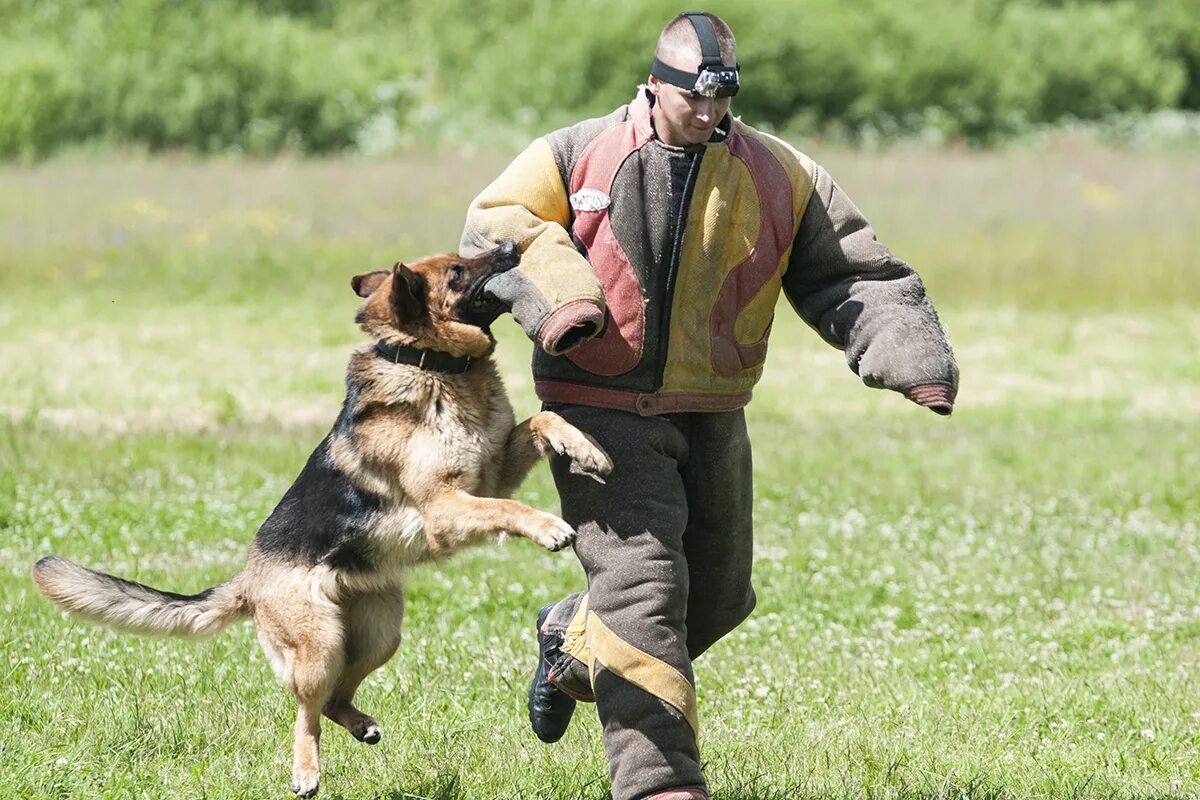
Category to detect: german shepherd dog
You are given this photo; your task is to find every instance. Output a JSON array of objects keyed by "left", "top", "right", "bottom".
[{"left": 32, "top": 242, "right": 612, "bottom": 797}]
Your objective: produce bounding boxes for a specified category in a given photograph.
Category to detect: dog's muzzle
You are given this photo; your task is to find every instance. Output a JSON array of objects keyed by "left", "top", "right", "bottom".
[{"left": 457, "top": 241, "right": 520, "bottom": 327}]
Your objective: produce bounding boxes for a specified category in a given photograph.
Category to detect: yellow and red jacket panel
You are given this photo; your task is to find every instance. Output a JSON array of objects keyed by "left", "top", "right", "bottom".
[{"left": 461, "top": 89, "right": 958, "bottom": 415}]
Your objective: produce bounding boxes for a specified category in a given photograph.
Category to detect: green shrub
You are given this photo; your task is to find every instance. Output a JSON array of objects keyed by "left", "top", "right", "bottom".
[
  {"left": 999, "top": 2, "right": 1187, "bottom": 122},
  {"left": 67, "top": 3, "right": 383, "bottom": 154},
  {"left": 1, "top": 0, "right": 1199, "bottom": 157},
  {"left": 0, "top": 38, "right": 85, "bottom": 159},
  {"left": 1140, "top": 0, "right": 1200, "bottom": 110},
  {"left": 727, "top": 0, "right": 1039, "bottom": 142}
]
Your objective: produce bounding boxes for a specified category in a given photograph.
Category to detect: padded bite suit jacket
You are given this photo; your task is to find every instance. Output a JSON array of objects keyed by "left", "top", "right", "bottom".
[{"left": 461, "top": 88, "right": 958, "bottom": 415}]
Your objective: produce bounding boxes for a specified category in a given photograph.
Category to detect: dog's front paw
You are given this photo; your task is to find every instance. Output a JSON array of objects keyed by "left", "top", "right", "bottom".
[
  {"left": 538, "top": 418, "right": 613, "bottom": 483},
  {"left": 565, "top": 435, "right": 613, "bottom": 483},
  {"left": 524, "top": 511, "right": 576, "bottom": 552},
  {"left": 565, "top": 432, "right": 613, "bottom": 483}
]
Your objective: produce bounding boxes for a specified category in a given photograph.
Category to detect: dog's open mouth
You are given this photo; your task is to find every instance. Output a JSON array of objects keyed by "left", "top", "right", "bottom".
[{"left": 457, "top": 241, "right": 520, "bottom": 327}]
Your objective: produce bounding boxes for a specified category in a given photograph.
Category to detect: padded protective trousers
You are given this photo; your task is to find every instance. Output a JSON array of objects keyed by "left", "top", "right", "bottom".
[{"left": 545, "top": 405, "right": 757, "bottom": 800}]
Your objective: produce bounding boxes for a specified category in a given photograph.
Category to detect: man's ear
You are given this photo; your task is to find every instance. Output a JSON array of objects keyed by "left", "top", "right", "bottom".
[
  {"left": 351, "top": 270, "right": 390, "bottom": 298},
  {"left": 391, "top": 262, "right": 426, "bottom": 319}
]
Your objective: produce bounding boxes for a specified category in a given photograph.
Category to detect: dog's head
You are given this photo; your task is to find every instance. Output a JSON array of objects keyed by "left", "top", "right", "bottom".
[{"left": 351, "top": 242, "right": 520, "bottom": 359}]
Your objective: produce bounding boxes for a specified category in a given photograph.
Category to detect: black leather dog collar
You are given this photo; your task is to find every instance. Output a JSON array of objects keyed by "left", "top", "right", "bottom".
[{"left": 375, "top": 340, "right": 473, "bottom": 374}]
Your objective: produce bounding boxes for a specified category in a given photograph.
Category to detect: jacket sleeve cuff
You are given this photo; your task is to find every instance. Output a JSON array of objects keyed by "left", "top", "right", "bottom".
[
  {"left": 537, "top": 299, "right": 605, "bottom": 355},
  {"left": 903, "top": 383, "right": 956, "bottom": 416}
]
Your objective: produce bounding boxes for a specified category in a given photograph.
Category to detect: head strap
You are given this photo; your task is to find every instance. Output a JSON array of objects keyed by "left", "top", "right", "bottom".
[
  {"left": 649, "top": 12, "right": 739, "bottom": 98},
  {"left": 687, "top": 12, "right": 723, "bottom": 68}
]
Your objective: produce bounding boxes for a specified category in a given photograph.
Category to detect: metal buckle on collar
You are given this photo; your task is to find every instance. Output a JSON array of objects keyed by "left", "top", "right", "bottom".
[{"left": 419, "top": 350, "right": 427, "bottom": 369}]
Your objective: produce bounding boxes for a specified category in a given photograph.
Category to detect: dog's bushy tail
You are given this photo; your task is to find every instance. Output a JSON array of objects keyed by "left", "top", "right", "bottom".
[{"left": 32, "top": 556, "right": 248, "bottom": 638}]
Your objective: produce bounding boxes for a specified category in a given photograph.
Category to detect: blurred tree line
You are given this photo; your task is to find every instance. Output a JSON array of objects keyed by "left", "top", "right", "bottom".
[{"left": 1, "top": 0, "right": 1197, "bottom": 158}]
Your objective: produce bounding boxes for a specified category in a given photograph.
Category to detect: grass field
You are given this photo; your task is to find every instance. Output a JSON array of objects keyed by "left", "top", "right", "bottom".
[{"left": 2, "top": 145, "right": 1199, "bottom": 799}]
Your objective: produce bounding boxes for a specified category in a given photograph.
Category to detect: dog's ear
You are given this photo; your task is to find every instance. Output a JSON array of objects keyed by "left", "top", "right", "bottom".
[
  {"left": 351, "top": 270, "right": 390, "bottom": 298},
  {"left": 390, "top": 262, "right": 426, "bottom": 319}
]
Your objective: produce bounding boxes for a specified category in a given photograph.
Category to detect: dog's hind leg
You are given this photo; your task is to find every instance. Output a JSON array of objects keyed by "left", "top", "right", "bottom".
[
  {"left": 254, "top": 577, "right": 345, "bottom": 798},
  {"left": 324, "top": 592, "right": 404, "bottom": 744}
]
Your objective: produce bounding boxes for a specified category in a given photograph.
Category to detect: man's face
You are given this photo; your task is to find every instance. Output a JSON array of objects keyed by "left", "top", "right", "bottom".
[{"left": 648, "top": 76, "right": 732, "bottom": 147}]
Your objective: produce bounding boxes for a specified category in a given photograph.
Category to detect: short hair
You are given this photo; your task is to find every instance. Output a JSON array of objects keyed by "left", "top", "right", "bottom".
[{"left": 654, "top": 12, "right": 737, "bottom": 69}]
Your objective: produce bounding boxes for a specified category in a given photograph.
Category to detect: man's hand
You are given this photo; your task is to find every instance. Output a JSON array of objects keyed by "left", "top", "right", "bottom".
[{"left": 903, "top": 384, "right": 955, "bottom": 416}]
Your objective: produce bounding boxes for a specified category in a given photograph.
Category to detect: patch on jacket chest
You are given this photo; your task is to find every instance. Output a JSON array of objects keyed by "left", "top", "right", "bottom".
[{"left": 569, "top": 188, "right": 611, "bottom": 212}]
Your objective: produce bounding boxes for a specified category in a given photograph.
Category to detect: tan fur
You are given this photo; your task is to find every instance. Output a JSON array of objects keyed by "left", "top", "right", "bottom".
[
  {"left": 31, "top": 556, "right": 246, "bottom": 637},
  {"left": 31, "top": 247, "right": 612, "bottom": 798}
]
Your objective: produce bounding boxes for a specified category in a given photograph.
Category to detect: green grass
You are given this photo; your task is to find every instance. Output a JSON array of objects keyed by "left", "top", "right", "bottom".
[{"left": 2, "top": 149, "right": 1199, "bottom": 799}]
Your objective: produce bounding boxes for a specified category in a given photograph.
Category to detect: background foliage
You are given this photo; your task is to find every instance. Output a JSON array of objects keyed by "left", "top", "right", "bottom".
[{"left": 2, "top": 0, "right": 1200, "bottom": 158}]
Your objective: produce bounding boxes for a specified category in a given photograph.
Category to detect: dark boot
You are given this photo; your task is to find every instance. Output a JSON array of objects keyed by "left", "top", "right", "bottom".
[{"left": 527, "top": 601, "right": 577, "bottom": 743}]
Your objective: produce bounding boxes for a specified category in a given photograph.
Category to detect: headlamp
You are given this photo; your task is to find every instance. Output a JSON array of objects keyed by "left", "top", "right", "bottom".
[
  {"left": 649, "top": 12, "right": 740, "bottom": 99},
  {"left": 692, "top": 65, "right": 740, "bottom": 98}
]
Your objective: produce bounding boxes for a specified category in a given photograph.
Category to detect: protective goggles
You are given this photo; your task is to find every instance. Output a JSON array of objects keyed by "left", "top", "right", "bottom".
[{"left": 649, "top": 12, "right": 740, "bottom": 98}]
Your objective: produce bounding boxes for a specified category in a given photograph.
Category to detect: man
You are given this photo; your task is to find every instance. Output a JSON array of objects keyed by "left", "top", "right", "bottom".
[{"left": 459, "top": 12, "right": 958, "bottom": 800}]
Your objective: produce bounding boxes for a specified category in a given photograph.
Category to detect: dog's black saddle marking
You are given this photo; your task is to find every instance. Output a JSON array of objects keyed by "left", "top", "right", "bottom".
[{"left": 252, "top": 436, "right": 380, "bottom": 573}]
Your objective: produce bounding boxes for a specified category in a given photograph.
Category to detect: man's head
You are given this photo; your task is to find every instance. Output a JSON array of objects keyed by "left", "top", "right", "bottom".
[{"left": 647, "top": 12, "right": 737, "bottom": 147}]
